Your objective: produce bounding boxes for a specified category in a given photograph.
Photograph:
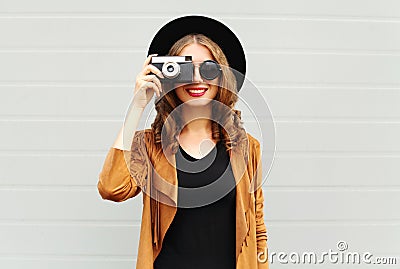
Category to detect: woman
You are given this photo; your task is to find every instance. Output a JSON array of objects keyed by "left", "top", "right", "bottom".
[{"left": 98, "top": 16, "right": 269, "bottom": 269}]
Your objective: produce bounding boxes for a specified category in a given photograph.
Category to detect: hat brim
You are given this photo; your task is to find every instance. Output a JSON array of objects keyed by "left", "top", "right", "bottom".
[{"left": 147, "top": 15, "right": 246, "bottom": 91}]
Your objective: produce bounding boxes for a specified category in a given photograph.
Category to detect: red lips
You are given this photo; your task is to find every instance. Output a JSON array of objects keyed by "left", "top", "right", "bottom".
[{"left": 185, "top": 87, "right": 208, "bottom": 97}]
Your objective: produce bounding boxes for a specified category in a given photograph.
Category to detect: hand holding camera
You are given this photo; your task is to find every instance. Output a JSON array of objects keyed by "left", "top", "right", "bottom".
[{"left": 132, "top": 54, "right": 164, "bottom": 109}]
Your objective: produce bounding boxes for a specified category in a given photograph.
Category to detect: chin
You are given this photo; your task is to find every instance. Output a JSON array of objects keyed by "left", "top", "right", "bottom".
[{"left": 182, "top": 97, "right": 214, "bottom": 107}]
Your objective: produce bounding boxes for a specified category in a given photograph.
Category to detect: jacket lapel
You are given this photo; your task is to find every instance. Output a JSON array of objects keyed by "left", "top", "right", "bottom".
[{"left": 230, "top": 146, "right": 252, "bottom": 261}]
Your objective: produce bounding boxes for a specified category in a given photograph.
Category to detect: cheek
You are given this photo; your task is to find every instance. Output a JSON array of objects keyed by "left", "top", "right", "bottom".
[
  {"left": 174, "top": 86, "right": 186, "bottom": 99},
  {"left": 207, "top": 78, "right": 220, "bottom": 92},
  {"left": 207, "top": 85, "right": 219, "bottom": 98}
]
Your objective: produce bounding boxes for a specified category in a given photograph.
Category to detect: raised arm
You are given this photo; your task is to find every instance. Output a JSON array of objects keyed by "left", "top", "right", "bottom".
[{"left": 98, "top": 54, "right": 163, "bottom": 202}]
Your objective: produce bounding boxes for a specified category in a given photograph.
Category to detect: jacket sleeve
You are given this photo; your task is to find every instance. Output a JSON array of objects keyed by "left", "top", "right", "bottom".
[
  {"left": 253, "top": 140, "right": 269, "bottom": 268},
  {"left": 97, "top": 130, "right": 149, "bottom": 202}
]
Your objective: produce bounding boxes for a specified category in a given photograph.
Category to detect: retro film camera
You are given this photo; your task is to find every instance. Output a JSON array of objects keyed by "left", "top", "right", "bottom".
[{"left": 150, "top": 56, "right": 222, "bottom": 83}]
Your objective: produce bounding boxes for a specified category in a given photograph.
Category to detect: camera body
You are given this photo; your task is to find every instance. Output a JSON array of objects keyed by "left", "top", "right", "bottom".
[{"left": 150, "top": 56, "right": 194, "bottom": 83}]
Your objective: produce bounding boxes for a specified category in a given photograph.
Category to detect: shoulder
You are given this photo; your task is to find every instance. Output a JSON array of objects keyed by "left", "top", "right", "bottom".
[
  {"left": 245, "top": 132, "right": 262, "bottom": 165},
  {"left": 132, "top": 128, "right": 158, "bottom": 156},
  {"left": 133, "top": 128, "right": 153, "bottom": 140},
  {"left": 131, "top": 128, "right": 154, "bottom": 152},
  {"left": 246, "top": 132, "right": 261, "bottom": 150}
]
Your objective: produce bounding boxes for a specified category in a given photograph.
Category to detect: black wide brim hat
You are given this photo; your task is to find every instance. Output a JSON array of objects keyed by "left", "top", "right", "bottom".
[{"left": 147, "top": 15, "right": 246, "bottom": 92}]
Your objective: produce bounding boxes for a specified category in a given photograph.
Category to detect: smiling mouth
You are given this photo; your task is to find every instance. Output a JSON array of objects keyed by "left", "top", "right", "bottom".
[{"left": 185, "top": 88, "right": 208, "bottom": 97}]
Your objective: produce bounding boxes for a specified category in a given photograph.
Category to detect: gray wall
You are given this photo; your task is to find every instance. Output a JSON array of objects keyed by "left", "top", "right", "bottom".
[{"left": 0, "top": 0, "right": 399, "bottom": 268}]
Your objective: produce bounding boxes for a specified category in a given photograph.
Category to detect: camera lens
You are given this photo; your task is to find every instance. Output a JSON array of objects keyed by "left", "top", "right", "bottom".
[
  {"left": 199, "top": 60, "right": 222, "bottom": 80},
  {"left": 162, "top": 62, "right": 180, "bottom": 79}
]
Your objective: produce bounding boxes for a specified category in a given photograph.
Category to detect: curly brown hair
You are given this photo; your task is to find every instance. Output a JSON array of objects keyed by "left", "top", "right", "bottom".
[{"left": 150, "top": 33, "right": 248, "bottom": 158}]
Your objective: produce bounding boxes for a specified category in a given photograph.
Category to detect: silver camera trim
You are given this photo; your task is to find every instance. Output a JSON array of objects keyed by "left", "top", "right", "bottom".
[{"left": 162, "top": 61, "right": 180, "bottom": 79}]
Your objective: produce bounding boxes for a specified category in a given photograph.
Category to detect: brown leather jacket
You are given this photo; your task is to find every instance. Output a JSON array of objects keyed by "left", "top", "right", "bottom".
[{"left": 97, "top": 129, "right": 269, "bottom": 268}]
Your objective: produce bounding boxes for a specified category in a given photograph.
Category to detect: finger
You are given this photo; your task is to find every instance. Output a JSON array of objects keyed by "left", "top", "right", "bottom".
[
  {"left": 142, "top": 54, "right": 158, "bottom": 69},
  {"left": 136, "top": 74, "right": 160, "bottom": 94},
  {"left": 142, "top": 74, "right": 162, "bottom": 92},
  {"left": 142, "top": 64, "right": 164, "bottom": 78},
  {"left": 145, "top": 82, "right": 161, "bottom": 98},
  {"left": 141, "top": 78, "right": 162, "bottom": 97}
]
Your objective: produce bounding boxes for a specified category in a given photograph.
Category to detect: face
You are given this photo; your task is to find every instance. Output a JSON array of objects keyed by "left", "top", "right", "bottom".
[{"left": 174, "top": 43, "right": 219, "bottom": 106}]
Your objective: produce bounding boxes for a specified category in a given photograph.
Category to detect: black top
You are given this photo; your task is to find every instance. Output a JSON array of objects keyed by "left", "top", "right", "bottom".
[{"left": 153, "top": 140, "right": 237, "bottom": 269}]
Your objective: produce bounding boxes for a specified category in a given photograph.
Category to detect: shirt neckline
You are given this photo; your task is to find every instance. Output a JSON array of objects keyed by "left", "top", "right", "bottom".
[{"left": 179, "top": 141, "right": 220, "bottom": 161}]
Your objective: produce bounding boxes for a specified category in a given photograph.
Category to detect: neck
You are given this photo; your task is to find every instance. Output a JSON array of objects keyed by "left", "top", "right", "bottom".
[{"left": 180, "top": 103, "right": 213, "bottom": 135}]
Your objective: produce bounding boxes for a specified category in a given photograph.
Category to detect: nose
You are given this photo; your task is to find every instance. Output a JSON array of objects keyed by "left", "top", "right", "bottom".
[{"left": 193, "top": 65, "right": 204, "bottom": 83}]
